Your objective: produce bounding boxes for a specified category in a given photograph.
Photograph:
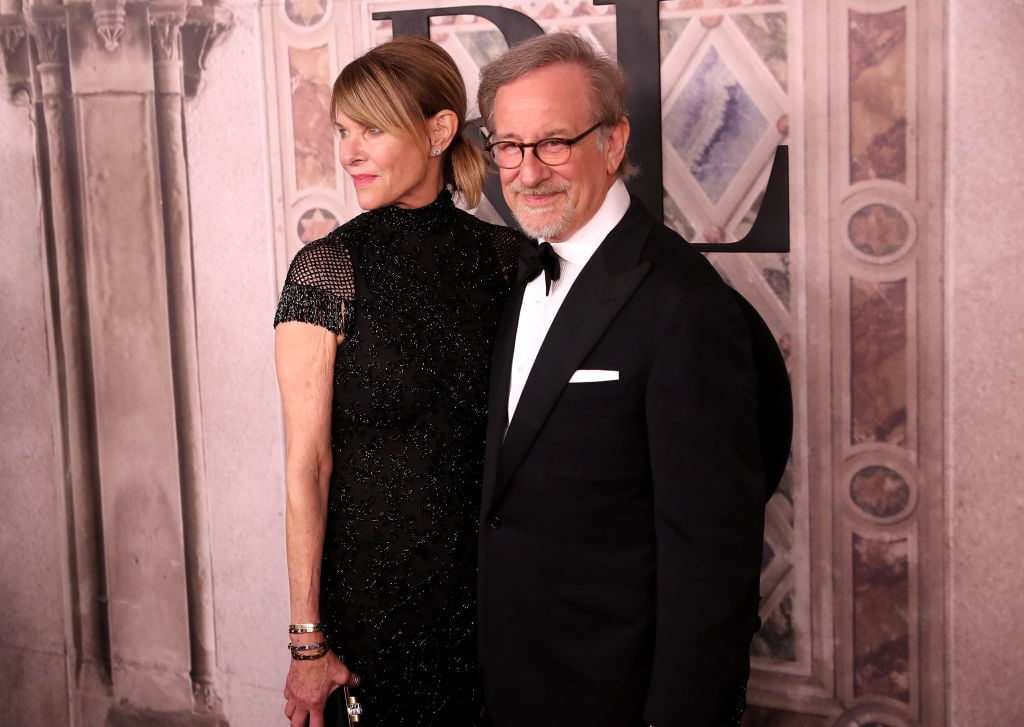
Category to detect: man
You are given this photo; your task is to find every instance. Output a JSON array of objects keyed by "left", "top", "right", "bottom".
[{"left": 476, "top": 33, "right": 792, "bottom": 726}]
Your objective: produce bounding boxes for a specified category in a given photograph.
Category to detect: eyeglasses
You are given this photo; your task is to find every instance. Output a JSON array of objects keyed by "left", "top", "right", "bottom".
[{"left": 484, "top": 122, "right": 603, "bottom": 169}]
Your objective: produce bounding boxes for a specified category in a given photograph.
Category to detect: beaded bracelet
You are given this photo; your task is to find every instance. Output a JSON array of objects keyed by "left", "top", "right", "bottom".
[{"left": 288, "top": 622, "right": 325, "bottom": 634}]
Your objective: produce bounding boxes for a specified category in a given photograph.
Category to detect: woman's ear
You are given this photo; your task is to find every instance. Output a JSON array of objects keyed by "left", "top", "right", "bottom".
[{"left": 428, "top": 110, "right": 459, "bottom": 154}]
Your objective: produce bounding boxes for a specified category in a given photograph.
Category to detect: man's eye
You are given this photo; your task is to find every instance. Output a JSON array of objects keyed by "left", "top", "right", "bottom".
[
  {"left": 494, "top": 142, "right": 520, "bottom": 155},
  {"left": 539, "top": 139, "right": 569, "bottom": 151}
]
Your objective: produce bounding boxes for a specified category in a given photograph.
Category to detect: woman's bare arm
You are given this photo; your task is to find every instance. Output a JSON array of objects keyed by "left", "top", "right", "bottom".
[{"left": 275, "top": 322, "right": 355, "bottom": 727}]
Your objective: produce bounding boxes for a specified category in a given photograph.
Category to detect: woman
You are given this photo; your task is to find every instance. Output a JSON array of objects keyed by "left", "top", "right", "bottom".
[{"left": 274, "top": 36, "right": 523, "bottom": 726}]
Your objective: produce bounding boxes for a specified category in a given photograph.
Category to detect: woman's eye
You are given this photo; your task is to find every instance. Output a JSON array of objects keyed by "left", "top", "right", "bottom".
[
  {"left": 367, "top": 127, "right": 382, "bottom": 135},
  {"left": 336, "top": 128, "right": 349, "bottom": 138}
]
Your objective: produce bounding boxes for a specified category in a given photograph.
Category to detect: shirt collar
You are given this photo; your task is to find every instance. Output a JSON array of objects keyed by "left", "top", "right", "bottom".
[{"left": 545, "top": 178, "right": 630, "bottom": 265}]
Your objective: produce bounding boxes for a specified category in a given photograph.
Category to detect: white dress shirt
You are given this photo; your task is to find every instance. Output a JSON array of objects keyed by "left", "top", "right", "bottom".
[{"left": 506, "top": 179, "right": 631, "bottom": 425}]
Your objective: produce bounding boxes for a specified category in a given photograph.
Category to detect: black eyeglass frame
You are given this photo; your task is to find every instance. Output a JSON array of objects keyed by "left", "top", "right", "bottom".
[{"left": 484, "top": 122, "right": 604, "bottom": 169}]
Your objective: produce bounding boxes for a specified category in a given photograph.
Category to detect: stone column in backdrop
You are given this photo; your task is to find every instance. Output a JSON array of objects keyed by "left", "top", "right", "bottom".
[{"left": 0, "top": 0, "right": 230, "bottom": 723}]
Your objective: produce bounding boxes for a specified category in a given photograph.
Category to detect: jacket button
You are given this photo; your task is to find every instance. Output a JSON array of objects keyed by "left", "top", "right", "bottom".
[{"left": 488, "top": 515, "right": 503, "bottom": 529}]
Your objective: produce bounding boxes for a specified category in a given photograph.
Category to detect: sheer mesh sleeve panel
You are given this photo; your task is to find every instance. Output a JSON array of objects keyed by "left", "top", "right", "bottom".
[
  {"left": 489, "top": 225, "right": 528, "bottom": 284},
  {"left": 273, "top": 236, "right": 355, "bottom": 335}
]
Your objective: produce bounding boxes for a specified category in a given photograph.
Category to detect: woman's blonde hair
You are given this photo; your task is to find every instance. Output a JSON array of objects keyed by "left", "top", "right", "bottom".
[{"left": 332, "top": 36, "right": 487, "bottom": 207}]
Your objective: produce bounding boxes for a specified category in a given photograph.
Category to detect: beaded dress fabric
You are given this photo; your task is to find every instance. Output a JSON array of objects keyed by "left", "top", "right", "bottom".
[{"left": 275, "top": 189, "right": 522, "bottom": 726}]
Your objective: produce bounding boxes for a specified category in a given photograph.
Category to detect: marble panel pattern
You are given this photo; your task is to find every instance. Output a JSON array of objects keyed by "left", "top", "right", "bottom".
[
  {"left": 850, "top": 278, "right": 908, "bottom": 446},
  {"left": 734, "top": 12, "right": 788, "bottom": 90},
  {"left": 288, "top": 44, "right": 334, "bottom": 190},
  {"left": 297, "top": 207, "right": 340, "bottom": 243},
  {"left": 665, "top": 44, "right": 770, "bottom": 204},
  {"left": 849, "top": 8, "right": 907, "bottom": 183},
  {"left": 849, "top": 204, "right": 910, "bottom": 257},
  {"left": 852, "top": 533, "right": 910, "bottom": 703},
  {"left": 285, "top": 0, "right": 328, "bottom": 27},
  {"left": 751, "top": 589, "right": 796, "bottom": 661},
  {"left": 850, "top": 466, "right": 910, "bottom": 519}
]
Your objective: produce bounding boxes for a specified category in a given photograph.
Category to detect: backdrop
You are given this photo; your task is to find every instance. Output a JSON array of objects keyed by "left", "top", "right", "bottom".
[{"left": 1, "top": 1, "right": 1022, "bottom": 725}]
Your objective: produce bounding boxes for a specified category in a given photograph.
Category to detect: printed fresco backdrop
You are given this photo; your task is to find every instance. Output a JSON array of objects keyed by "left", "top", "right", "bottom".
[
  {"left": 9, "top": 0, "right": 1009, "bottom": 723},
  {"left": 260, "top": 2, "right": 943, "bottom": 725}
]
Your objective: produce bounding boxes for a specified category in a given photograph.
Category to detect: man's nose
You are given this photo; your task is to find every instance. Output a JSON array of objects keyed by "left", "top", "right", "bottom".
[{"left": 517, "top": 147, "right": 549, "bottom": 185}]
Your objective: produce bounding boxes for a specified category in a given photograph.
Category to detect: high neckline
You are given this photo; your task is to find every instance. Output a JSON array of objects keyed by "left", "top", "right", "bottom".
[{"left": 369, "top": 188, "right": 455, "bottom": 234}]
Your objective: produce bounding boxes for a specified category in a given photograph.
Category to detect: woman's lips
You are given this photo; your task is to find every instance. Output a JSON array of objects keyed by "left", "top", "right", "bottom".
[{"left": 351, "top": 174, "right": 377, "bottom": 188}]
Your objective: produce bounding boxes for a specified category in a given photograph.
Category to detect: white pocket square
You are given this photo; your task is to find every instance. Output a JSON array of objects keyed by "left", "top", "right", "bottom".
[{"left": 569, "top": 369, "right": 619, "bottom": 383}]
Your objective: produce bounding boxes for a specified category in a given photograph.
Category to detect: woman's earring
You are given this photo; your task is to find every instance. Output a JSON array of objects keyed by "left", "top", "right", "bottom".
[{"left": 431, "top": 148, "right": 442, "bottom": 157}]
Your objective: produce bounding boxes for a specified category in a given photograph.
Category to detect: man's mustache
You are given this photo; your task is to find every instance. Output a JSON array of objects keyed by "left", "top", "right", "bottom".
[{"left": 508, "top": 182, "right": 570, "bottom": 196}]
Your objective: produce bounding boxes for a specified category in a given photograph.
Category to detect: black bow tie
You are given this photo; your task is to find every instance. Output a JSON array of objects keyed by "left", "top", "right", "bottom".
[{"left": 516, "top": 242, "right": 561, "bottom": 295}]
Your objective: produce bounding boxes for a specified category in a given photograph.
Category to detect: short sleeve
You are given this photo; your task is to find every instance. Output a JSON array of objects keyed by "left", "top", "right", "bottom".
[{"left": 273, "top": 236, "right": 355, "bottom": 335}]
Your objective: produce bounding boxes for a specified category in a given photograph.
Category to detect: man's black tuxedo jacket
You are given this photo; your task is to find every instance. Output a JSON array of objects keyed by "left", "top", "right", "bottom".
[{"left": 478, "top": 198, "right": 792, "bottom": 727}]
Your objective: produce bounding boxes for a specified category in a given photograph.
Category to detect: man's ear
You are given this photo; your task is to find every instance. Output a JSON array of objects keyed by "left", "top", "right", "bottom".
[
  {"left": 428, "top": 110, "right": 459, "bottom": 153},
  {"left": 605, "top": 117, "right": 630, "bottom": 175}
]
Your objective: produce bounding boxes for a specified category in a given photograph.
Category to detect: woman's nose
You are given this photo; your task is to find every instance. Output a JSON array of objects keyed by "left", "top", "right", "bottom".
[{"left": 339, "top": 137, "right": 363, "bottom": 165}]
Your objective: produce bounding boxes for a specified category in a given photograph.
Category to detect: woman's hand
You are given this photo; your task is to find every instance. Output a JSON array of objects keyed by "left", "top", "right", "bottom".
[{"left": 283, "top": 650, "right": 361, "bottom": 727}]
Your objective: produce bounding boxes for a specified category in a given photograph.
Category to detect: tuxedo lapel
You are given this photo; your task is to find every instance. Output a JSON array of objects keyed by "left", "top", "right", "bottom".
[{"left": 485, "top": 201, "right": 654, "bottom": 515}]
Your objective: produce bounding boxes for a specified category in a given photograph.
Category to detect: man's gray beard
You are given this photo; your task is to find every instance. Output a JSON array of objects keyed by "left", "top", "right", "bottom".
[{"left": 511, "top": 198, "right": 576, "bottom": 241}]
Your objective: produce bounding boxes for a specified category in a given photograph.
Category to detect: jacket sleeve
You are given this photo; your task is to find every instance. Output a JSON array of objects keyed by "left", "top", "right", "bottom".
[{"left": 643, "top": 282, "right": 765, "bottom": 726}]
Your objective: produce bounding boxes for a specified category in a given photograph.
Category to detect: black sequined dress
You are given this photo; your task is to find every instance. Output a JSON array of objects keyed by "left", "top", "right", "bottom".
[{"left": 274, "top": 189, "right": 522, "bottom": 726}]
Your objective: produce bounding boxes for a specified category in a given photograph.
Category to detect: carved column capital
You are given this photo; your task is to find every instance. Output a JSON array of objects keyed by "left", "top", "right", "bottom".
[
  {"left": 0, "top": 18, "right": 25, "bottom": 71},
  {"left": 150, "top": 4, "right": 187, "bottom": 95},
  {"left": 92, "top": 0, "right": 126, "bottom": 52},
  {"left": 180, "top": 3, "right": 231, "bottom": 97},
  {"left": 27, "top": 9, "right": 65, "bottom": 67},
  {"left": 0, "top": 17, "right": 28, "bottom": 99},
  {"left": 150, "top": 5, "right": 186, "bottom": 62}
]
